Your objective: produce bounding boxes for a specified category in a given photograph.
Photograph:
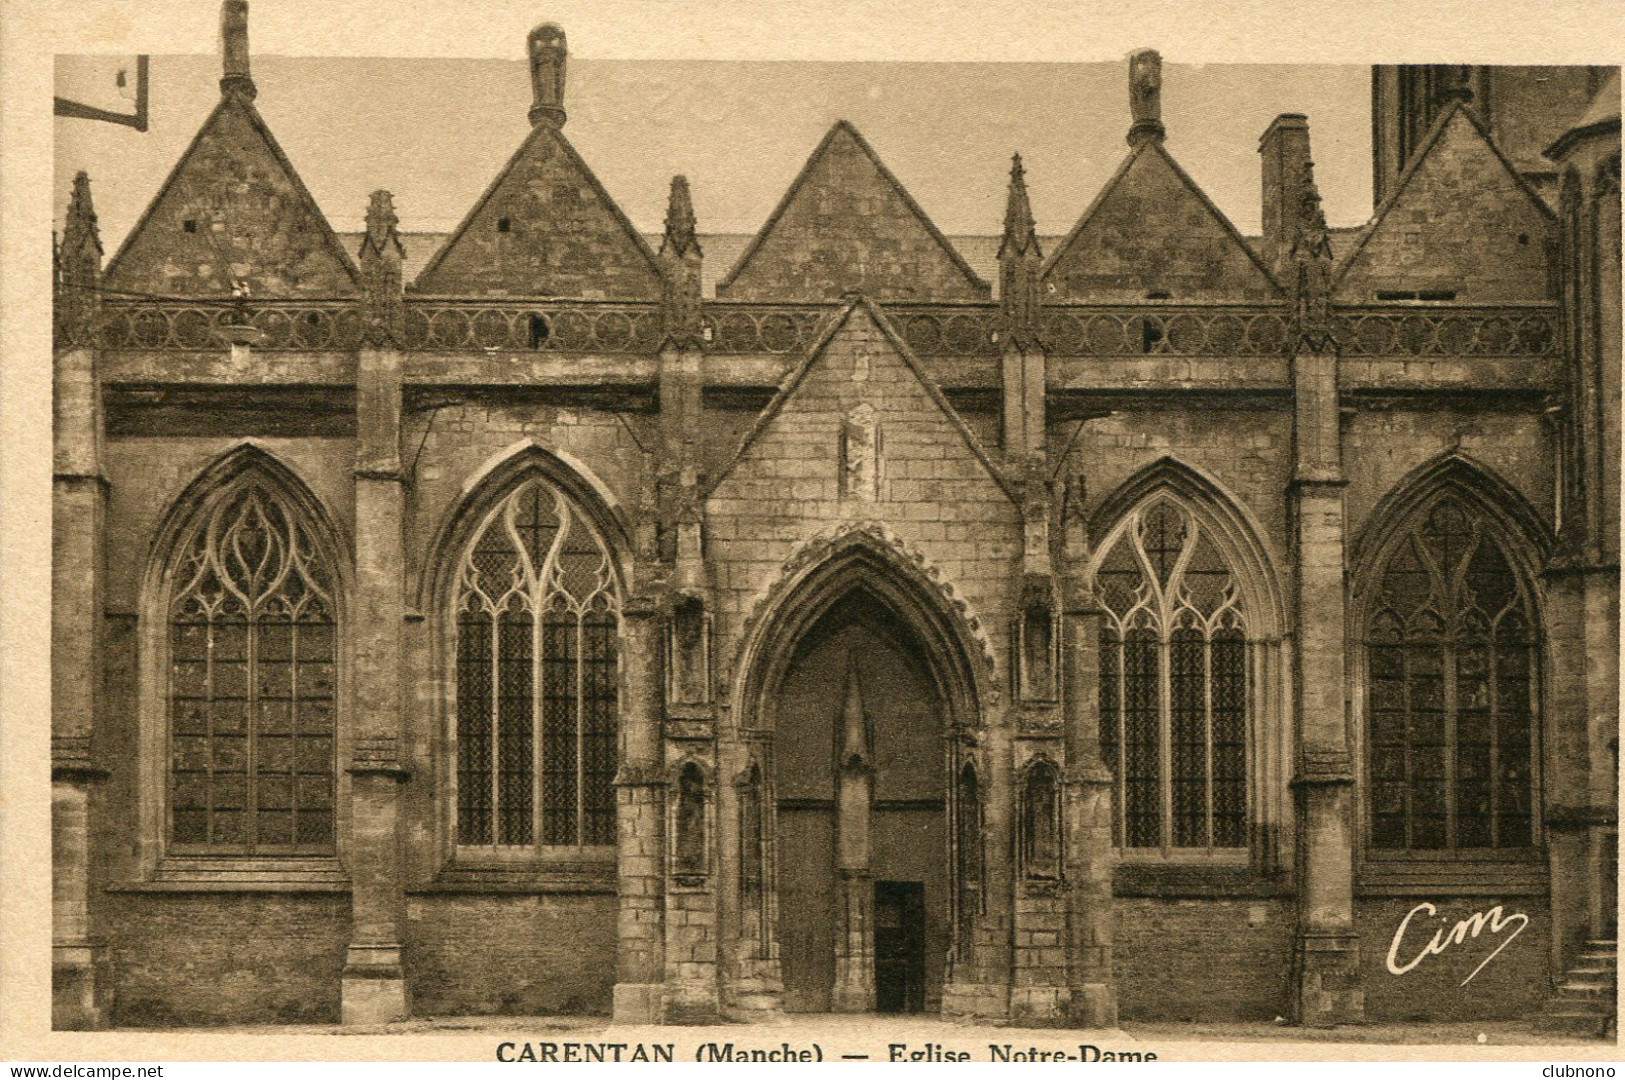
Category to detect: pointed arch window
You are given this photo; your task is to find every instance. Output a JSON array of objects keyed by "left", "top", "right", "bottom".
[
  {"left": 1365, "top": 494, "right": 1535, "bottom": 852},
  {"left": 168, "top": 477, "right": 337, "bottom": 854},
  {"left": 454, "top": 477, "right": 620, "bottom": 851},
  {"left": 1096, "top": 500, "right": 1248, "bottom": 853}
]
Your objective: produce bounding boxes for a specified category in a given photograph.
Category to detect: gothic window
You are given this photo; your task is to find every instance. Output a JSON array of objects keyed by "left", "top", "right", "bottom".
[
  {"left": 1365, "top": 495, "right": 1535, "bottom": 851},
  {"left": 1019, "top": 759, "right": 1061, "bottom": 880},
  {"left": 1097, "top": 500, "right": 1248, "bottom": 853},
  {"left": 168, "top": 477, "right": 337, "bottom": 854},
  {"left": 954, "top": 761, "right": 983, "bottom": 948},
  {"left": 454, "top": 477, "right": 619, "bottom": 851}
]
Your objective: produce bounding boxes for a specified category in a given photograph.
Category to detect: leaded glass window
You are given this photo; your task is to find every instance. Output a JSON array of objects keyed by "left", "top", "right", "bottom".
[
  {"left": 1097, "top": 500, "right": 1248, "bottom": 853},
  {"left": 1365, "top": 495, "right": 1535, "bottom": 851},
  {"left": 168, "top": 478, "right": 337, "bottom": 854},
  {"left": 455, "top": 478, "right": 619, "bottom": 850}
]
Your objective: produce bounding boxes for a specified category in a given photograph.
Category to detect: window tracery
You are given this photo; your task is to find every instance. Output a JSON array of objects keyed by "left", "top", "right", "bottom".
[
  {"left": 168, "top": 477, "right": 337, "bottom": 854},
  {"left": 1364, "top": 494, "right": 1535, "bottom": 851},
  {"left": 1096, "top": 500, "right": 1248, "bottom": 853},
  {"left": 454, "top": 477, "right": 619, "bottom": 851}
]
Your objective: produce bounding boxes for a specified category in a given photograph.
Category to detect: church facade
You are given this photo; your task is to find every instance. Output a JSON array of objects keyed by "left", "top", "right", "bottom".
[{"left": 52, "top": 2, "right": 1620, "bottom": 1032}]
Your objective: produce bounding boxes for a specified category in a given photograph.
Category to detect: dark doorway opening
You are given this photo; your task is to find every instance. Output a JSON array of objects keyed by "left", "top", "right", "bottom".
[
  {"left": 874, "top": 880, "right": 927, "bottom": 1014},
  {"left": 776, "top": 590, "right": 948, "bottom": 1013}
]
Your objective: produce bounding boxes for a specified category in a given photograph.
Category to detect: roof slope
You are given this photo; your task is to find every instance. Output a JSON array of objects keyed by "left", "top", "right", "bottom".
[
  {"left": 413, "top": 125, "right": 662, "bottom": 299},
  {"left": 1545, "top": 70, "right": 1621, "bottom": 159},
  {"left": 104, "top": 94, "right": 358, "bottom": 298},
  {"left": 1335, "top": 102, "right": 1556, "bottom": 303},
  {"left": 716, "top": 121, "right": 990, "bottom": 302},
  {"left": 1042, "top": 140, "right": 1279, "bottom": 303}
]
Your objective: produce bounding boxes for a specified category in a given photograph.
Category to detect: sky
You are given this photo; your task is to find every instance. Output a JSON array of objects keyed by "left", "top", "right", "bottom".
[{"left": 54, "top": 52, "right": 1375, "bottom": 252}]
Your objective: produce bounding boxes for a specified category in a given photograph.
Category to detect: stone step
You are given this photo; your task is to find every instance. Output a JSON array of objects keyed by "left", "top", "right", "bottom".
[
  {"left": 1553, "top": 974, "right": 1618, "bottom": 993},
  {"left": 1537, "top": 942, "right": 1617, "bottom": 1039}
]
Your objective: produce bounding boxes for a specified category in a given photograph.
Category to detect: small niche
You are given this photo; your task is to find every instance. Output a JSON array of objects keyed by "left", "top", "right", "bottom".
[
  {"left": 668, "top": 595, "right": 711, "bottom": 706},
  {"left": 674, "top": 763, "right": 708, "bottom": 885},
  {"left": 1017, "top": 602, "right": 1058, "bottom": 702},
  {"left": 1020, "top": 760, "right": 1062, "bottom": 881}
]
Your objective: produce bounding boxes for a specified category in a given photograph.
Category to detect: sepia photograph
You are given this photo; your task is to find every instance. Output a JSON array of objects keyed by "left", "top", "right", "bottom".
[{"left": 13, "top": 0, "right": 1623, "bottom": 1064}]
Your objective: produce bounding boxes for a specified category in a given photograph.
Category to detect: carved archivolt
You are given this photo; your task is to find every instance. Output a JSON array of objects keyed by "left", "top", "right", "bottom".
[{"left": 725, "top": 520, "right": 1001, "bottom": 718}]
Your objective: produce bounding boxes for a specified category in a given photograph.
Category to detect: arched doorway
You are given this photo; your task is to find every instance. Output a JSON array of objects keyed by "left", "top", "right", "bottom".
[{"left": 774, "top": 590, "right": 948, "bottom": 1013}]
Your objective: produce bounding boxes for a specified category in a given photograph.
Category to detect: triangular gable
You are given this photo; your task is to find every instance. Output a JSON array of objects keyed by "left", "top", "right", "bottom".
[
  {"left": 413, "top": 125, "right": 662, "bottom": 299},
  {"left": 1042, "top": 140, "right": 1279, "bottom": 303},
  {"left": 706, "top": 297, "right": 1014, "bottom": 501},
  {"left": 1335, "top": 103, "right": 1557, "bottom": 303},
  {"left": 104, "top": 95, "right": 358, "bottom": 298},
  {"left": 716, "top": 122, "right": 990, "bottom": 302}
]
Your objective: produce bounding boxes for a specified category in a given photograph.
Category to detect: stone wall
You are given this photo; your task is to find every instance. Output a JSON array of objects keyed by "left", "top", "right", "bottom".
[
  {"left": 412, "top": 129, "right": 662, "bottom": 300},
  {"left": 103, "top": 97, "right": 356, "bottom": 299},
  {"left": 1356, "top": 897, "right": 1551, "bottom": 1021},
  {"left": 106, "top": 892, "right": 349, "bottom": 1026},
  {"left": 405, "top": 894, "right": 617, "bottom": 1015},
  {"left": 1114, "top": 897, "right": 1296, "bottom": 1021},
  {"left": 400, "top": 400, "right": 648, "bottom": 590},
  {"left": 1044, "top": 144, "right": 1277, "bottom": 303},
  {"left": 706, "top": 304, "right": 1020, "bottom": 700},
  {"left": 717, "top": 123, "right": 989, "bottom": 302},
  {"left": 1343, "top": 406, "right": 1551, "bottom": 541},
  {"left": 1056, "top": 403, "right": 1292, "bottom": 557},
  {"left": 1337, "top": 108, "right": 1555, "bottom": 304}
]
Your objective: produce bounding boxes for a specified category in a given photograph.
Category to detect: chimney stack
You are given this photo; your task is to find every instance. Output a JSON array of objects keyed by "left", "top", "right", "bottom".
[
  {"left": 1259, "top": 113, "right": 1311, "bottom": 276},
  {"left": 220, "top": 0, "right": 255, "bottom": 100},
  {"left": 1127, "top": 49, "right": 1164, "bottom": 146},
  {"left": 528, "top": 23, "right": 567, "bottom": 128},
  {"left": 1438, "top": 64, "right": 1476, "bottom": 105}
]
